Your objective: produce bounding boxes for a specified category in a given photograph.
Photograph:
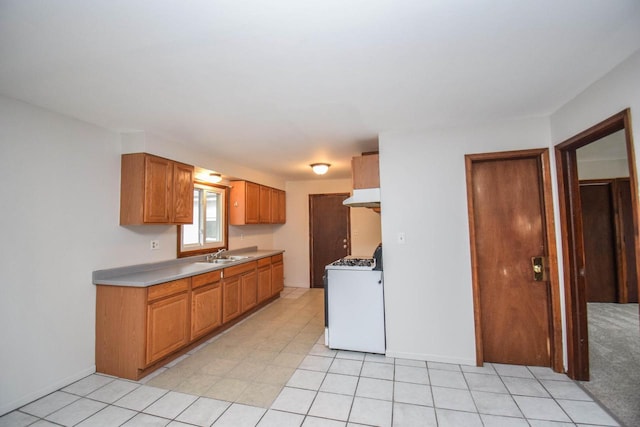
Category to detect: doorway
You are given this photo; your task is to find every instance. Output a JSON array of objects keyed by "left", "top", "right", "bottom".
[
  {"left": 555, "top": 108, "right": 639, "bottom": 381},
  {"left": 309, "top": 193, "right": 351, "bottom": 288},
  {"left": 466, "top": 148, "right": 563, "bottom": 370}
]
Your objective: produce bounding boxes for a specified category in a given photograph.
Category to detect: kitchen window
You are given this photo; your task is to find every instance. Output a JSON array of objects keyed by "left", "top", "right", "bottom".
[{"left": 178, "top": 183, "right": 228, "bottom": 257}]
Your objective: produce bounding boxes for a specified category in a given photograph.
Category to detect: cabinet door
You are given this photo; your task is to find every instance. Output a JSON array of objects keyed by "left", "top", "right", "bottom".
[
  {"left": 271, "top": 261, "right": 284, "bottom": 295},
  {"left": 241, "top": 270, "right": 258, "bottom": 312},
  {"left": 146, "top": 292, "right": 189, "bottom": 365},
  {"left": 245, "top": 182, "right": 260, "bottom": 224},
  {"left": 259, "top": 185, "right": 271, "bottom": 223},
  {"left": 277, "top": 190, "right": 286, "bottom": 223},
  {"left": 222, "top": 275, "right": 242, "bottom": 323},
  {"left": 143, "top": 155, "right": 173, "bottom": 223},
  {"left": 257, "top": 265, "right": 272, "bottom": 303},
  {"left": 191, "top": 283, "right": 222, "bottom": 340},
  {"left": 270, "top": 188, "right": 279, "bottom": 225},
  {"left": 172, "top": 162, "right": 194, "bottom": 224},
  {"left": 352, "top": 154, "right": 380, "bottom": 189}
]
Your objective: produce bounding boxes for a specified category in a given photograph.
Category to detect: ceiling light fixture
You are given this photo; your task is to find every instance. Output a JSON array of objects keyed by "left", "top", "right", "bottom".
[
  {"left": 208, "top": 173, "right": 222, "bottom": 183},
  {"left": 310, "top": 163, "right": 331, "bottom": 175}
]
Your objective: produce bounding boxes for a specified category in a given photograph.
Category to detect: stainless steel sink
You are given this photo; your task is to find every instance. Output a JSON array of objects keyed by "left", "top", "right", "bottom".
[
  {"left": 195, "top": 255, "right": 251, "bottom": 266},
  {"left": 225, "top": 255, "right": 250, "bottom": 261},
  {"left": 195, "top": 259, "right": 234, "bottom": 265}
]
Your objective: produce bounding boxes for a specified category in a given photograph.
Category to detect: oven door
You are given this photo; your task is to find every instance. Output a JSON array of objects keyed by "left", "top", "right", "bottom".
[{"left": 326, "top": 269, "right": 385, "bottom": 353}]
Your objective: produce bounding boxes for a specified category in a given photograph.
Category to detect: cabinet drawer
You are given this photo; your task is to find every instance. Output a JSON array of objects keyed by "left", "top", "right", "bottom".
[
  {"left": 257, "top": 257, "right": 271, "bottom": 268},
  {"left": 271, "top": 253, "right": 283, "bottom": 263},
  {"left": 223, "top": 261, "right": 257, "bottom": 277},
  {"left": 147, "top": 278, "right": 190, "bottom": 302},
  {"left": 192, "top": 270, "right": 222, "bottom": 289}
]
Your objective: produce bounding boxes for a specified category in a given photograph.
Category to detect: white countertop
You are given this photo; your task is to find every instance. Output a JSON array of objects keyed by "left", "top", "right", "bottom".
[{"left": 92, "top": 248, "right": 283, "bottom": 287}]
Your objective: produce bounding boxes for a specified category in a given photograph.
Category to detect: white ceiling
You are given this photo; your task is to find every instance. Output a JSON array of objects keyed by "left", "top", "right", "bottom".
[{"left": 1, "top": 0, "right": 640, "bottom": 180}]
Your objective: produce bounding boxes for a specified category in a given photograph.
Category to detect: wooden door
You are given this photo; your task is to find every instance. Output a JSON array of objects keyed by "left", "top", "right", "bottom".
[
  {"left": 617, "top": 179, "right": 639, "bottom": 302},
  {"left": 467, "top": 151, "right": 555, "bottom": 367},
  {"left": 580, "top": 182, "right": 618, "bottom": 302},
  {"left": 309, "top": 193, "right": 350, "bottom": 288}
]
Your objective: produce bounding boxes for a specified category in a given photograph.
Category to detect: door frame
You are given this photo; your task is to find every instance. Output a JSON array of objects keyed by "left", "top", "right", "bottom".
[
  {"left": 554, "top": 108, "right": 638, "bottom": 380},
  {"left": 466, "top": 148, "right": 563, "bottom": 372},
  {"left": 308, "top": 193, "right": 351, "bottom": 288}
]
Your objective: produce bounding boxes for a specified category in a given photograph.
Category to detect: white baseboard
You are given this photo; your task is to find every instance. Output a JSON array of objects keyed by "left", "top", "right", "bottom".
[
  {"left": 1, "top": 365, "right": 96, "bottom": 416},
  {"left": 385, "top": 350, "right": 476, "bottom": 367}
]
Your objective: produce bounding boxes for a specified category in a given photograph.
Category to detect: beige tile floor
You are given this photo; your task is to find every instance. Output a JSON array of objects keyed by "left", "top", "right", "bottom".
[
  {"left": 2, "top": 287, "right": 624, "bottom": 427},
  {"left": 143, "top": 287, "right": 324, "bottom": 408}
]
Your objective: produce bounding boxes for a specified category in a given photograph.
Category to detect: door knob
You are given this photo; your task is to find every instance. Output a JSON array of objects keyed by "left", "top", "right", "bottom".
[{"left": 531, "top": 256, "right": 547, "bottom": 281}]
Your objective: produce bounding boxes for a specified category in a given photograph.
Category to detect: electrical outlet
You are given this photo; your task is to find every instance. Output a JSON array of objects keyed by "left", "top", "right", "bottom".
[{"left": 150, "top": 240, "right": 160, "bottom": 250}]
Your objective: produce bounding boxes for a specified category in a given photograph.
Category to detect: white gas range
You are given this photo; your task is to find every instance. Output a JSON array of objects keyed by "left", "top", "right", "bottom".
[{"left": 324, "top": 249, "right": 385, "bottom": 354}]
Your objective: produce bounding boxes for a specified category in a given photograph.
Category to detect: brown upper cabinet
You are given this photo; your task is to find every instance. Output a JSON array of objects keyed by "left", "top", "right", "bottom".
[
  {"left": 230, "top": 180, "right": 286, "bottom": 225},
  {"left": 120, "top": 153, "right": 194, "bottom": 225},
  {"left": 352, "top": 153, "right": 380, "bottom": 189},
  {"left": 259, "top": 185, "right": 271, "bottom": 223},
  {"left": 271, "top": 187, "right": 286, "bottom": 224}
]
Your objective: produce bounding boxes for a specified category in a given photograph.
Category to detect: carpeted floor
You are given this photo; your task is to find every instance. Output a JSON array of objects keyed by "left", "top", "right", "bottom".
[{"left": 581, "top": 303, "right": 640, "bottom": 427}]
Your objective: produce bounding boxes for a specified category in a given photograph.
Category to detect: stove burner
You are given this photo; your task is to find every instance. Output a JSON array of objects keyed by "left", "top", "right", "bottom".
[{"left": 329, "top": 258, "right": 375, "bottom": 267}]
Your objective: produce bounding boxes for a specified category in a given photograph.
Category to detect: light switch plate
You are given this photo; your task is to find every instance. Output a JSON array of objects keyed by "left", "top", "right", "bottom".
[{"left": 397, "top": 232, "right": 406, "bottom": 244}]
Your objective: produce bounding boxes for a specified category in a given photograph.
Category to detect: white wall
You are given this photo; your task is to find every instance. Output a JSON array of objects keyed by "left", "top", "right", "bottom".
[
  {"left": 0, "top": 96, "right": 284, "bottom": 415},
  {"left": 376, "top": 48, "right": 640, "bottom": 367},
  {"left": 351, "top": 208, "right": 382, "bottom": 257},
  {"left": 122, "top": 131, "right": 286, "bottom": 190},
  {"left": 551, "top": 49, "right": 640, "bottom": 152},
  {"left": 0, "top": 96, "right": 160, "bottom": 413},
  {"left": 228, "top": 224, "right": 277, "bottom": 250},
  {"left": 273, "top": 179, "right": 382, "bottom": 288},
  {"left": 550, "top": 48, "right": 640, "bottom": 367},
  {"left": 577, "top": 130, "right": 629, "bottom": 179},
  {"left": 378, "top": 117, "right": 552, "bottom": 364}
]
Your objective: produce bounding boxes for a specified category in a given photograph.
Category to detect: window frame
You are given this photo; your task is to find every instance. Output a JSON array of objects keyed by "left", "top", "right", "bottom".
[{"left": 177, "top": 182, "right": 229, "bottom": 258}]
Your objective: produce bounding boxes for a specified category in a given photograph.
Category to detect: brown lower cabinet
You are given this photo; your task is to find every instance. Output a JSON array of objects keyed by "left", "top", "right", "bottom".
[
  {"left": 272, "top": 254, "right": 284, "bottom": 294},
  {"left": 191, "top": 271, "right": 222, "bottom": 340},
  {"left": 146, "top": 291, "right": 190, "bottom": 365},
  {"left": 222, "top": 261, "right": 257, "bottom": 323},
  {"left": 257, "top": 258, "right": 272, "bottom": 303},
  {"left": 95, "top": 256, "right": 284, "bottom": 380}
]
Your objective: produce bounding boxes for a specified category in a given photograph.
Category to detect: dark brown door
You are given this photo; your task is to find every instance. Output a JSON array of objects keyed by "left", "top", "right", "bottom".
[
  {"left": 468, "top": 153, "right": 552, "bottom": 366},
  {"left": 580, "top": 182, "right": 618, "bottom": 302},
  {"left": 617, "top": 179, "right": 639, "bottom": 303},
  {"left": 309, "top": 193, "right": 350, "bottom": 288}
]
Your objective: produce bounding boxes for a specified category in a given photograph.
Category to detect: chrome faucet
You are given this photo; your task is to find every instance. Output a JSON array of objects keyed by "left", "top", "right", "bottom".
[{"left": 205, "top": 248, "right": 227, "bottom": 262}]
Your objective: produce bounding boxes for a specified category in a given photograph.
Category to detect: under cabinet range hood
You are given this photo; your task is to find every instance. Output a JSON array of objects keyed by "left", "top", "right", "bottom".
[{"left": 343, "top": 188, "right": 380, "bottom": 208}]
